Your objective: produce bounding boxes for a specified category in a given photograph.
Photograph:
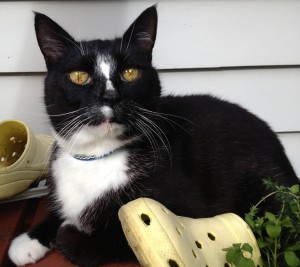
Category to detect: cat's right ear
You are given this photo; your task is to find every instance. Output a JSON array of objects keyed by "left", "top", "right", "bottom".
[
  {"left": 34, "top": 12, "right": 74, "bottom": 65},
  {"left": 121, "top": 5, "right": 158, "bottom": 54}
]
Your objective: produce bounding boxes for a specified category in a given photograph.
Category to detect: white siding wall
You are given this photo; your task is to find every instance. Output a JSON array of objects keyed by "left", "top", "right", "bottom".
[{"left": 0, "top": 1, "right": 299, "bottom": 176}]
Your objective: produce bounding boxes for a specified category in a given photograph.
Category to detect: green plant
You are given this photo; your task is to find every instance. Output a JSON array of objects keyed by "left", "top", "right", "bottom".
[
  {"left": 223, "top": 179, "right": 300, "bottom": 267},
  {"left": 223, "top": 243, "right": 256, "bottom": 267}
]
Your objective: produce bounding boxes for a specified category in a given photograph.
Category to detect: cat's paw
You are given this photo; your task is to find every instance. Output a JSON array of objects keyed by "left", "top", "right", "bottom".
[{"left": 8, "top": 233, "right": 50, "bottom": 266}]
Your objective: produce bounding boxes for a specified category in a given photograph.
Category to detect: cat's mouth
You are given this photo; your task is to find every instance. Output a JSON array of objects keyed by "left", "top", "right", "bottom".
[
  {"left": 99, "top": 114, "right": 120, "bottom": 126},
  {"left": 90, "top": 105, "right": 120, "bottom": 126},
  {"left": 100, "top": 119, "right": 116, "bottom": 127}
]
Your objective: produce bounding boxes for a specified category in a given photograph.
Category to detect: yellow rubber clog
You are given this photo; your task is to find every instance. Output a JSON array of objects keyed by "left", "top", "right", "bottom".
[
  {"left": 119, "top": 198, "right": 262, "bottom": 267},
  {"left": 0, "top": 120, "right": 54, "bottom": 200}
]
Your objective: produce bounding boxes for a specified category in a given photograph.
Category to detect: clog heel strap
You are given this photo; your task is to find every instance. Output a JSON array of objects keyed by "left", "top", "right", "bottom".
[{"left": 119, "top": 198, "right": 262, "bottom": 267}]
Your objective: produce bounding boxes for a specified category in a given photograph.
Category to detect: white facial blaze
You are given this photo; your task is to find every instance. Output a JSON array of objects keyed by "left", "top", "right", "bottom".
[
  {"left": 97, "top": 54, "right": 115, "bottom": 91},
  {"left": 100, "top": 60, "right": 110, "bottom": 80},
  {"left": 106, "top": 80, "right": 114, "bottom": 91},
  {"left": 97, "top": 54, "right": 117, "bottom": 120}
]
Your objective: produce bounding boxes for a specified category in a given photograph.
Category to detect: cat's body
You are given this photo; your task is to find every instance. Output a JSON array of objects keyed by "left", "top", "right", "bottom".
[{"left": 8, "top": 6, "right": 298, "bottom": 267}]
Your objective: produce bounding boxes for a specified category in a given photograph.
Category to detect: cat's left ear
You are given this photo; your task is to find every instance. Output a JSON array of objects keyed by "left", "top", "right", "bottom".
[
  {"left": 34, "top": 12, "right": 75, "bottom": 66},
  {"left": 122, "top": 5, "right": 157, "bottom": 54}
]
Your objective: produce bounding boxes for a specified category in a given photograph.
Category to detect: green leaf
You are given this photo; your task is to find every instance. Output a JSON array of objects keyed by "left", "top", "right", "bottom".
[
  {"left": 249, "top": 206, "right": 259, "bottom": 216},
  {"left": 290, "top": 199, "right": 299, "bottom": 212},
  {"left": 266, "top": 224, "right": 282, "bottom": 239},
  {"left": 256, "top": 217, "right": 265, "bottom": 227},
  {"left": 290, "top": 184, "right": 300, "bottom": 194},
  {"left": 225, "top": 248, "right": 238, "bottom": 263},
  {"left": 265, "top": 211, "right": 277, "bottom": 223},
  {"left": 233, "top": 243, "right": 242, "bottom": 249},
  {"left": 245, "top": 214, "right": 255, "bottom": 228},
  {"left": 241, "top": 243, "right": 253, "bottom": 255},
  {"left": 280, "top": 217, "right": 293, "bottom": 228},
  {"left": 240, "top": 180, "right": 300, "bottom": 266},
  {"left": 284, "top": 251, "right": 300, "bottom": 267},
  {"left": 257, "top": 238, "right": 267, "bottom": 248},
  {"left": 265, "top": 237, "right": 275, "bottom": 244},
  {"left": 236, "top": 257, "right": 256, "bottom": 267},
  {"left": 287, "top": 244, "right": 300, "bottom": 252}
]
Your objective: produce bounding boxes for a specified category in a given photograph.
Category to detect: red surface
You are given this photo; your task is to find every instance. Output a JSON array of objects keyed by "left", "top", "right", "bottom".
[{"left": 0, "top": 198, "right": 141, "bottom": 267}]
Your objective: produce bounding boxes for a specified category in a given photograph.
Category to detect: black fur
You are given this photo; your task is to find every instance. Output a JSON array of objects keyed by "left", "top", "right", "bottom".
[{"left": 21, "top": 6, "right": 298, "bottom": 267}]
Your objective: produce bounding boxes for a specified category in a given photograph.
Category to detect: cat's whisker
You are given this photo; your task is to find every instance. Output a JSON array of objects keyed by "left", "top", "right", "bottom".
[
  {"left": 55, "top": 115, "right": 79, "bottom": 131},
  {"left": 61, "top": 119, "right": 83, "bottom": 145},
  {"left": 56, "top": 113, "right": 89, "bottom": 141},
  {"left": 122, "top": 107, "right": 168, "bottom": 166},
  {"left": 58, "top": 119, "right": 87, "bottom": 153},
  {"left": 137, "top": 113, "right": 172, "bottom": 161},
  {"left": 47, "top": 107, "right": 88, "bottom": 117},
  {"left": 61, "top": 116, "right": 89, "bottom": 143},
  {"left": 34, "top": 137, "right": 56, "bottom": 185},
  {"left": 44, "top": 104, "right": 55, "bottom": 108},
  {"left": 56, "top": 114, "right": 84, "bottom": 136},
  {"left": 136, "top": 105, "right": 196, "bottom": 126},
  {"left": 124, "top": 110, "right": 160, "bottom": 166},
  {"left": 67, "top": 123, "right": 90, "bottom": 155},
  {"left": 139, "top": 108, "right": 191, "bottom": 135},
  {"left": 134, "top": 114, "right": 172, "bottom": 166},
  {"left": 36, "top": 113, "right": 52, "bottom": 118},
  {"left": 130, "top": 103, "right": 194, "bottom": 137},
  {"left": 132, "top": 119, "right": 160, "bottom": 168}
]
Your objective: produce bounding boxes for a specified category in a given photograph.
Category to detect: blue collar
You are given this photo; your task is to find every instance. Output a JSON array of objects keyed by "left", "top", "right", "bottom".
[{"left": 73, "top": 147, "right": 122, "bottom": 161}]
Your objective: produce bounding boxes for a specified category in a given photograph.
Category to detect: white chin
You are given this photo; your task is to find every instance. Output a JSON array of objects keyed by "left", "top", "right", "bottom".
[{"left": 54, "top": 122, "right": 126, "bottom": 155}]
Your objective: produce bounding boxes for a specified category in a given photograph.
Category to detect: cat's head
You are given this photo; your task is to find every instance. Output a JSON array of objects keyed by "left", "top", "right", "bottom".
[{"left": 35, "top": 6, "right": 161, "bottom": 153}]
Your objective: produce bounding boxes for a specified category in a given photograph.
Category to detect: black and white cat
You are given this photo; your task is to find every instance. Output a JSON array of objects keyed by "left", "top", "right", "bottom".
[{"left": 8, "top": 5, "right": 298, "bottom": 267}]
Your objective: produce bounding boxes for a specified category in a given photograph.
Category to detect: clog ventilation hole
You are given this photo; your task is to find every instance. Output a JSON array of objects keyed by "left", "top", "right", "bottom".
[
  {"left": 139, "top": 209, "right": 261, "bottom": 267},
  {"left": 0, "top": 136, "right": 26, "bottom": 167}
]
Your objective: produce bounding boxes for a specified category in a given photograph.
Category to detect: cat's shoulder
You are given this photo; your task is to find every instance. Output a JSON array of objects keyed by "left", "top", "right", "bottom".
[
  {"left": 160, "top": 94, "right": 232, "bottom": 107},
  {"left": 159, "top": 94, "right": 245, "bottom": 114},
  {"left": 158, "top": 94, "right": 267, "bottom": 130}
]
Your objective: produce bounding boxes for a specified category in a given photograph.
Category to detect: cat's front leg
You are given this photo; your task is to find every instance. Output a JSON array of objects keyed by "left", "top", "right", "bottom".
[
  {"left": 55, "top": 223, "right": 136, "bottom": 267},
  {"left": 8, "top": 214, "right": 62, "bottom": 266}
]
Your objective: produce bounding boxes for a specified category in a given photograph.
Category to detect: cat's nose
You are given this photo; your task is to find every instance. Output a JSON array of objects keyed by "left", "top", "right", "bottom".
[{"left": 102, "top": 90, "right": 120, "bottom": 107}]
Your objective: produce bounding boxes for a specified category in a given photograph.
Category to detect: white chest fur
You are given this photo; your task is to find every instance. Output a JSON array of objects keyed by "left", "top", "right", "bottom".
[{"left": 52, "top": 149, "right": 129, "bottom": 229}]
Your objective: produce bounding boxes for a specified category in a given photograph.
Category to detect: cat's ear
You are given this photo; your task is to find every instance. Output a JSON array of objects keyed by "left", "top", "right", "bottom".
[
  {"left": 122, "top": 5, "right": 157, "bottom": 54},
  {"left": 34, "top": 12, "right": 75, "bottom": 65}
]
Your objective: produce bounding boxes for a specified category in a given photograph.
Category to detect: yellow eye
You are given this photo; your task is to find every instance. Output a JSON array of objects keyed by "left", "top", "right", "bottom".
[
  {"left": 69, "top": 71, "right": 90, "bottom": 85},
  {"left": 121, "top": 68, "right": 140, "bottom": 82}
]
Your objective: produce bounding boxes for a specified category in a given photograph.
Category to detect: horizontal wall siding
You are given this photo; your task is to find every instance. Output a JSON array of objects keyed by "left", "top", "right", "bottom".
[
  {"left": 278, "top": 133, "right": 300, "bottom": 178},
  {"left": 0, "top": 0, "right": 299, "bottom": 177},
  {"left": 0, "top": 75, "right": 48, "bottom": 133},
  {"left": 1, "top": 0, "right": 300, "bottom": 72}
]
